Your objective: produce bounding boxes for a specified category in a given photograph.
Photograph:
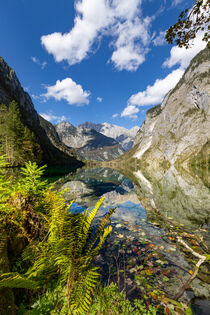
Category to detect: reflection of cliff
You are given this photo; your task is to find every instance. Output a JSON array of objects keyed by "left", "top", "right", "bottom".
[
  {"left": 55, "top": 164, "right": 209, "bottom": 235},
  {"left": 55, "top": 167, "right": 138, "bottom": 209},
  {"left": 132, "top": 166, "right": 210, "bottom": 231},
  {"left": 102, "top": 190, "right": 140, "bottom": 207}
]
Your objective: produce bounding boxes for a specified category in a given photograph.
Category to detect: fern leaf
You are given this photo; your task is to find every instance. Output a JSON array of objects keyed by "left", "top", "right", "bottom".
[
  {"left": 0, "top": 272, "right": 39, "bottom": 289},
  {"left": 84, "top": 197, "right": 105, "bottom": 236},
  {"left": 70, "top": 267, "right": 99, "bottom": 314},
  {"left": 86, "top": 206, "right": 116, "bottom": 257}
]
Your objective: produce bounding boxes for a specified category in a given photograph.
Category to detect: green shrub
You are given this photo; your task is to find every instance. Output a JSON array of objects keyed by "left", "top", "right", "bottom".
[
  {"left": 0, "top": 156, "right": 115, "bottom": 314},
  {"left": 87, "top": 283, "right": 157, "bottom": 315}
]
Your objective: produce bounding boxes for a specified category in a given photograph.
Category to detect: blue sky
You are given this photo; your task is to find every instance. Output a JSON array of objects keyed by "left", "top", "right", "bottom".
[{"left": 0, "top": 0, "right": 206, "bottom": 129}]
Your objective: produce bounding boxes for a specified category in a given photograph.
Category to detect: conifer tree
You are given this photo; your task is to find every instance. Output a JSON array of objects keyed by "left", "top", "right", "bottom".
[
  {"left": 0, "top": 104, "right": 8, "bottom": 156},
  {"left": 22, "top": 126, "right": 42, "bottom": 164},
  {"left": 7, "top": 100, "right": 24, "bottom": 164},
  {"left": 0, "top": 101, "right": 42, "bottom": 165}
]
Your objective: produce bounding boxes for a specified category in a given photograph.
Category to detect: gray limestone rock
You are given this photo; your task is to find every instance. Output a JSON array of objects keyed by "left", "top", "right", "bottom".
[{"left": 132, "top": 48, "right": 210, "bottom": 168}]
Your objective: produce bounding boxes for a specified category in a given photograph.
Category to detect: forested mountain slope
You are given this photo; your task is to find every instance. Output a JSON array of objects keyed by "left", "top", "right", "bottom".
[{"left": 0, "top": 56, "right": 83, "bottom": 167}]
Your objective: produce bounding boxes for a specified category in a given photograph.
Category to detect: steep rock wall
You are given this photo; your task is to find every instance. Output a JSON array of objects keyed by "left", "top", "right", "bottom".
[{"left": 133, "top": 48, "right": 210, "bottom": 168}]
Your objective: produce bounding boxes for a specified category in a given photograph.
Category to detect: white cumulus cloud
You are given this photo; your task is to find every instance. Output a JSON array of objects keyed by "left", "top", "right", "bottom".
[
  {"left": 123, "top": 33, "right": 207, "bottom": 118},
  {"left": 128, "top": 68, "right": 184, "bottom": 107},
  {"left": 41, "top": 0, "right": 112, "bottom": 65},
  {"left": 31, "top": 94, "right": 40, "bottom": 100},
  {"left": 110, "top": 16, "right": 151, "bottom": 71},
  {"left": 40, "top": 111, "right": 67, "bottom": 123},
  {"left": 121, "top": 105, "right": 139, "bottom": 119},
  {"left": 41, "top": 78, "right": 90, "bottom": 105},
  {"left": 31, "top": 56, "right": 47, "bottom": 69},
  {"left": 112, "top": 113, "right": 119, "bottom": 118},
  {"left": 153, "top": 30, "right": 166, "bottom": 46},
  {"left": 172, "top": 0, "right": 183, "bottom": 7},
  {"left": 163, "top": 33, "right": 207, "bottom": 69},
  {"left": 41, "top": 0, "right": 151, "bottom": 71},
  {"left": 31, "top": 56, "right": 39, "bottom": 63},
  {"left": 97, "top": 97, "right": 103, "bottom": 102}
]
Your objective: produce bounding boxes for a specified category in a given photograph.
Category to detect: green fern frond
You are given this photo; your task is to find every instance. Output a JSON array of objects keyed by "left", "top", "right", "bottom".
[
  {"left": 0, "top": 155, "right": 10, "bottom": 168},
  {"left": 48, "top": 195, "right": 73, "bottom": 243},
  {"left": 21, "top": 242, "right": 39, "bottom": 262},
  {"left": 70, "top": 267, "right": 99, "bottom": 314},
  {"left": 88, "top": 225, "right": 113, "bottom": 261},
  {"left": 0, "top": 272, "right": 40, "bottom": 289},
  {"left": 73, "top": 198, "right": 105, "bottom": 256},
  {"left": 96, "top": 206, "right": 117, "bottom": 233},
  {"left": 84, "top": 197, "right": 105, "bottom": 237},
  {"left": 86, "top": 206, "right": 116, "bottom": 257}
]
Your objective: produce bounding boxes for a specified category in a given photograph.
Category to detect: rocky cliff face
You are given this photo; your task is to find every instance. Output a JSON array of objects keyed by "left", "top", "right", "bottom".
[
  {"left": 79, "top": 122, "right": 139, "bottom": 151},
  {"left": 0, "top": 56, "right": 83, "bottom": 167},
  {"left": 55, "top": 121, "right": 125, "bottom": 161},
  {"left": 133, "top": 48, "right": 210, "bottom": 168}
]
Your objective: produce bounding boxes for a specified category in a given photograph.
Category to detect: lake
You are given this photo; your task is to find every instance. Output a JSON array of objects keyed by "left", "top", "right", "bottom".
[{"left": 52, "top": 164, "right": 210, "bottom": 314}]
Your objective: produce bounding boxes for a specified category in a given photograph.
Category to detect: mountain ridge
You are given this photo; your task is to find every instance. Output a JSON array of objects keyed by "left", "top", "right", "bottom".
[
  {"left": 79, "top": 121, "right": 139, "bottom": 151},
  {"left": 55, "top": 121, "right": 125, "bottom": 161}
]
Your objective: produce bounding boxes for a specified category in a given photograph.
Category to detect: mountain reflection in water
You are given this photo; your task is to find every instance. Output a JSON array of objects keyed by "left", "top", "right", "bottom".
[
  {"left": 55, "top": 166, "right": 209, "bottom": 233},
  {"left": 55, "top": 166, "right": 210, "bottom": 314}
]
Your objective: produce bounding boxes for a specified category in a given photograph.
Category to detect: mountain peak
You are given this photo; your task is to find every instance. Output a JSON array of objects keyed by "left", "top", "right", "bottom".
[
  {"left": 79, "top": 121, "right": 139, "bottom": 151},
  {"left": 55, "top": 122, "right": 125, "bottom": 161},
  {"left": 56, "top": 121, "right": 75, "bottom": 128}
]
